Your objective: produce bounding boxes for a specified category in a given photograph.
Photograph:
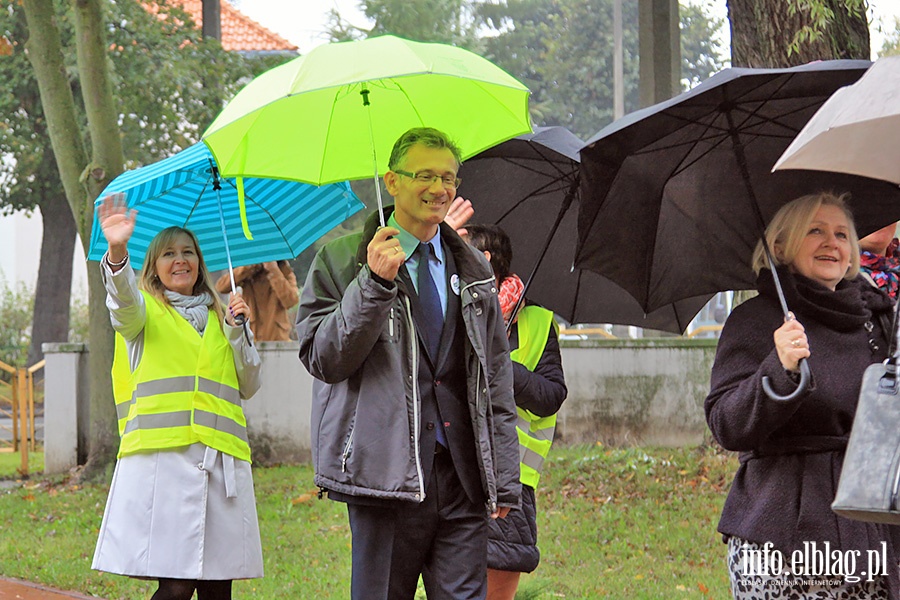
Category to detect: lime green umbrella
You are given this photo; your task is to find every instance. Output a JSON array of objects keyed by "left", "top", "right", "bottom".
[{"left": 202, "top": 35, "right": 532, "bottom": 224}]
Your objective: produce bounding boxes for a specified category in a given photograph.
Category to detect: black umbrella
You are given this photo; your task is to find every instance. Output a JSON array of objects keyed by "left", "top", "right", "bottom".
[
  {"left": 576, "top": 60, "right": 900, "bottom": 397},
  {"left": 463, "top": 126, "right": 712, "bottom": 334}
]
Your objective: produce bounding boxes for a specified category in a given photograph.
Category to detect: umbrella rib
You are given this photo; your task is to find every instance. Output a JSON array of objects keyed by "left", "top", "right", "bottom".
[
  {"left": 493, "top": 175, "right": 576, "bottom": 223},
  {"left": 729, "top": 99, "right": 827, "bottom": 137},
  {"left": 185, "top": 177, "right": 212, "bottom": 224},
  {"left": 318, "top": 85, "right": 353, "bottom": 185},
  {"left": 494, "top": 156, "right": 578, "bottom": 181},
  {"left": 629, "top": 90, "right": 830, "bottom": 152},
  {"left": 219, "top": 179, "right": 294, "bottom": 250}
]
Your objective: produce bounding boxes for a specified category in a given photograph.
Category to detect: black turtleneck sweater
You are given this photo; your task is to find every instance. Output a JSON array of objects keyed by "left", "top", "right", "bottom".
[{"left": 706, "top": 268, "right": 900, "bottom": 597}]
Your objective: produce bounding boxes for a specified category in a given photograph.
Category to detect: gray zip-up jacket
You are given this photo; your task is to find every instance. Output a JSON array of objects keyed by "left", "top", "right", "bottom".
[{"left": 296, "top": 210, "right": 521, "bottom": 513}]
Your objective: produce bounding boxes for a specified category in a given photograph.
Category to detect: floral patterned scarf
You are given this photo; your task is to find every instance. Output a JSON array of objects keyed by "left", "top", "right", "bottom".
[
  {"left": 498, "top": 273, "right": 525, "bottom": 327},
  {"left": 860, "top": 238, "right": 900, "bottom": 300}
]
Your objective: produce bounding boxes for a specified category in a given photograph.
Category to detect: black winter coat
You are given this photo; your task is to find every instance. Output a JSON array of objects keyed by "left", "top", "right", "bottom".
[{"left": 487, "top": 320, "right": 567, "bottom": 572}]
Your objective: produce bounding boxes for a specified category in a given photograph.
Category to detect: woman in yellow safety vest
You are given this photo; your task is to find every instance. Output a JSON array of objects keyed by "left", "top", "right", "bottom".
[
  {"left": 464, "top": 224, "right": 568, "bottom": 600},
  {"left": 91, "top": 194, "right": 263, "bottom": 600}
]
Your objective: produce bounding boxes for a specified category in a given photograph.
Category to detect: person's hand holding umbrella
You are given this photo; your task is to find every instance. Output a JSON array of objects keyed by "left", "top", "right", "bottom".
[
  {"left": 226, "top": 291, "right": 251, "bottom": 328},
  {"left": 774, "top": 312, "right": 810, "bottom": 373},
  {"left": 367, "top": 226, "right": 406, "bottom": 281}
]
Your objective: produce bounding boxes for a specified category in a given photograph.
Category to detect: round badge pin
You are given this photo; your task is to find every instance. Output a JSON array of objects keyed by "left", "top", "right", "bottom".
[{"left": 450, "top": 274, "right": 460, "bottom": 296}]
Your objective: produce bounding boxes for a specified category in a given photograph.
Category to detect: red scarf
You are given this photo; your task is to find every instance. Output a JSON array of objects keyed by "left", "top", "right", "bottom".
[{"left": 498, "top": 274, "right": 525, "bottom": 326}]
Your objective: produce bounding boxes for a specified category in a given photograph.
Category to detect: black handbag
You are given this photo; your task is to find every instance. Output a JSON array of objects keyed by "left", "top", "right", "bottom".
[{"left": 832, "top": 303, "right": 900, "bottom": 524}]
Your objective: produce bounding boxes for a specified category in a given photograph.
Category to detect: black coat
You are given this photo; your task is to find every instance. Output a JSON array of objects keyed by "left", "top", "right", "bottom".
[
  {"left": 487, "top": 320, "right": 567, "bottom": 572},
  {"left": 706, "top": 268, "right": 900, "bottom": 596}
]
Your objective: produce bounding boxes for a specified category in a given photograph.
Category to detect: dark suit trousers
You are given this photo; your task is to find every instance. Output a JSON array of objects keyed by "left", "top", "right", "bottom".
[{"left": 346, "top": 448, "right": 489, "bottom": 600}]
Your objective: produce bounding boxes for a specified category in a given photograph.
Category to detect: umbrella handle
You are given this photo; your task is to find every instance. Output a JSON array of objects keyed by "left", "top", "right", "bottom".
[
  {"left": 210, "top": 160, "right": 251, "bottom": 337},
  {"left": 761, "top": 357, "right": 810, "bottom": 401}
]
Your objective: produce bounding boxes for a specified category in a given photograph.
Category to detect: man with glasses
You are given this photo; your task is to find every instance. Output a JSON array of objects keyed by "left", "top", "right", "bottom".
[{"left": 296, "top": 127, "right": 520, "bottom": 600}]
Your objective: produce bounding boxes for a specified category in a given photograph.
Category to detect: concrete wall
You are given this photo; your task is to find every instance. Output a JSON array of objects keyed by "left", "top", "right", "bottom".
[
  {"left": 558, "top": 339, "right": 717, "bottom": 447},
  {"left": 41, "top": 339, "right": 718, "bottom": 474}
]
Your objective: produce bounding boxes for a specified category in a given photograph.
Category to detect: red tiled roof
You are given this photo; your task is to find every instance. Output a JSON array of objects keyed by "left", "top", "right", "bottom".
[{"left": 174, "top": 0, "right": 298, "bottom": 52}]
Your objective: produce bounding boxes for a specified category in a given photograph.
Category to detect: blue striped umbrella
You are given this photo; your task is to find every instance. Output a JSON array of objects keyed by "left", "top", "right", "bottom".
[{"left": 87, "top": 142, "right": 364, "bottom": 273}]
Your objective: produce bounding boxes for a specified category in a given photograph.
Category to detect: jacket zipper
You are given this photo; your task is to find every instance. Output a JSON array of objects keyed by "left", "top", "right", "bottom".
[
  {"left": 403, "top": 295, "right": 426, "bottom": 501},
  {"left": 474, "top": 364, "right": 497, "bottom": 513},
  {"left": 461, "top": 275, "right": 495, "bottom": 419},
  {"left": 341, "top": 427, "right": 354, "bottom": 473},
  {"left": 461, "top": 275, "right": 499, "bottom": 513}
]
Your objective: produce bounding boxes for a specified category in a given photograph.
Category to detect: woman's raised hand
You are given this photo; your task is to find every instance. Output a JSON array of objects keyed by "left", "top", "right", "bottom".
[{"left": 97, "top": 193, "right": 137, "bottom": 252}]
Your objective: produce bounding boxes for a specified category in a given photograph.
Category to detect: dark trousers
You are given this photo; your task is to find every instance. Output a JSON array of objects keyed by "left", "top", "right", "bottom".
[{"left": 347, "top": 449, "right": 489, "bottom": 600}]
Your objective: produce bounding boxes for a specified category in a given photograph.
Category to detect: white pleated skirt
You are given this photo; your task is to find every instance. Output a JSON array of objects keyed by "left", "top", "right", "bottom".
[{"left": 92, "top": 443, "right": 263, "bottom": 580}]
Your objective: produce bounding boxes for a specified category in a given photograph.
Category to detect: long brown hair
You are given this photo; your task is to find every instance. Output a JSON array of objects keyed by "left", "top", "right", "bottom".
[{"left": 139, "top": 226, "right": 224, "bottom": 322}]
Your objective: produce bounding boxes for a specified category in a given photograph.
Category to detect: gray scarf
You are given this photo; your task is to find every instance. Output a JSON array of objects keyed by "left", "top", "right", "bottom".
[{"left": 164, "top": 290, "right": 214, "bottom": 333}]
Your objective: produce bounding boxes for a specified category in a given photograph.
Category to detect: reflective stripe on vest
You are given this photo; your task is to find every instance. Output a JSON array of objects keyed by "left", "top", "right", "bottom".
[
  {"left": 112, "top": 291, "right": 251, "bottom": 462},
  {"left": 510, "top": 305, "right": 557, "bottom": 489}
]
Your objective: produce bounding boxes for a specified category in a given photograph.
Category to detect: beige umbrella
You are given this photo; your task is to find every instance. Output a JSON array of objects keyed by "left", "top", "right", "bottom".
[{"left": 773, "top": 56, "right": 900, "bottom": 184}]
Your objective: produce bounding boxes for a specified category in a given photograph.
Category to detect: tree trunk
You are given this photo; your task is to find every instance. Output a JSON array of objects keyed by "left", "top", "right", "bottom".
[
  {"left": 24, "top": 0, "right": 124, "bottom": 481},
  {"left": 728, "top": 0, "right": 869, "bottom": 67},
  {"left": 26, "top": 192, "right": 76, "bottom": 366},
  {"left": 73, "top": 0, "right": 126, "bottom": 481}
]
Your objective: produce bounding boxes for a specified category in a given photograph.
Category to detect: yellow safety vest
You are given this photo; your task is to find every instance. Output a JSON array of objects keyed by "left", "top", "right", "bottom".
[
  {"left": 112, "top": 291, "right": 251, "bottom": 462},
  {"left": 511, "top": 305, "right": 557, "bottom": 489}
]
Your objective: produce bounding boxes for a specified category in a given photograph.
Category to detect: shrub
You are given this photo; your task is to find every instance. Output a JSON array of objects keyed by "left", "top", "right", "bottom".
[{"left": 0, "top": 279, "right": 34, "bottom": 367}]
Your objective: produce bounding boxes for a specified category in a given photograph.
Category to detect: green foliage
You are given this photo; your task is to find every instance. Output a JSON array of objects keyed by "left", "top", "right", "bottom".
[
  {"left": 478, "top": 0, "right": 725, "bottom": 139},
  {"left": 326, "top": 0, "right": 726, "bottom": 141},
  {"left": 0, "top": 279, "right": 89, "bottom": 366},
  {"left": 0, "top": 279, "right": 35, "bottom": 368},
  {"left": 0, "top": 445, "right": 738, "bottom": 598},
  {"left": 0, "top": 0, "right": 289, "bottom": 215},
  {"left": 681, "top": 2, "right": 727, "bottom": 89},
  {"left": 68, "top": 295, "right": 90, "bottom": 344},
  {"left": 365, "top": 0, "right": 477, "bottom": 45},
  {"left": 879, "top": 17, "right": 900, "bottom": 57},
  {"left": 787, "top": 0, "right": 867, "bottom": 56},
  {"left": 325, "top": 0, "right": 482, "bottom": 47}
]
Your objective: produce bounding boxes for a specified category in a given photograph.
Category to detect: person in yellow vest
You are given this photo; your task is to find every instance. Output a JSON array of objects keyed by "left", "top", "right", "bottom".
[
  {"left": 91, "top": 194, "right": 263, "bottom": 600},
  {"left": 463, "top": 224, "right": 568, "bottom": 600}
]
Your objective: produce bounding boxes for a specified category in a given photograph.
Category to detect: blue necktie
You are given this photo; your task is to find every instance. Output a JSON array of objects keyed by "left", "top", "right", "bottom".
[
  {"left": 416, "top": 242, "right": 448, "bottom": 447},
  {"left": 416, "top": 242, "right": 444, "bottom": 358}
]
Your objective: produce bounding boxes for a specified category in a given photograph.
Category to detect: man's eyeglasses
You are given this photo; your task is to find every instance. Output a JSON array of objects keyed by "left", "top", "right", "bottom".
[{"left": 394, "top": 169, "right": 461, "bottom": 190}]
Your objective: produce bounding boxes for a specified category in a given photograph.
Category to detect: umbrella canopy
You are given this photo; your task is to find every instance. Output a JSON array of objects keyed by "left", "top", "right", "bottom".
[
  {"left": 576, "top": 60, "right": 900, "bottom": 317},
  {"left": 774, "top": 55, "right": 900, "bottom": 185},
  {"left": 202, "top": 34, "right": 532, "bottom": 186},
  {"left": 87, "top": 142, "right": 364, "bottom": 272},
  {"left": 464, "top": 126, "right": 710, "bottom": 333}
]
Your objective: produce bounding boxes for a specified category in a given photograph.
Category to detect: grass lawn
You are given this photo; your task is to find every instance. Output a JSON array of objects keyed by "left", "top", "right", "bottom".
[
  {"left": 0, "top": 444, "right": 738, "bottom": 599},
  {"left": 0, "top": 449, "right": 43, "bottom": 477}
]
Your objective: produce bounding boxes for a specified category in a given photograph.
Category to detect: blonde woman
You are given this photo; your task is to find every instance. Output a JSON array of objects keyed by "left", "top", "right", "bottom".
[
  {"left": 706, "top": 192, "right": 900, "bottom": 599},
  {"left": 92, "top": 194, "right": 263, "bottom": 600}
]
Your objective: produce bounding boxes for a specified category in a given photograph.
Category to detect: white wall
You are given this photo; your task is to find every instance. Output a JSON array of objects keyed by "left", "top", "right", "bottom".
[
  {"left": 42, "top": 339, "right": 719, "bottom": 473},
  {"left": 0, "top": 210, "right": 89, "bottom": 299}
]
